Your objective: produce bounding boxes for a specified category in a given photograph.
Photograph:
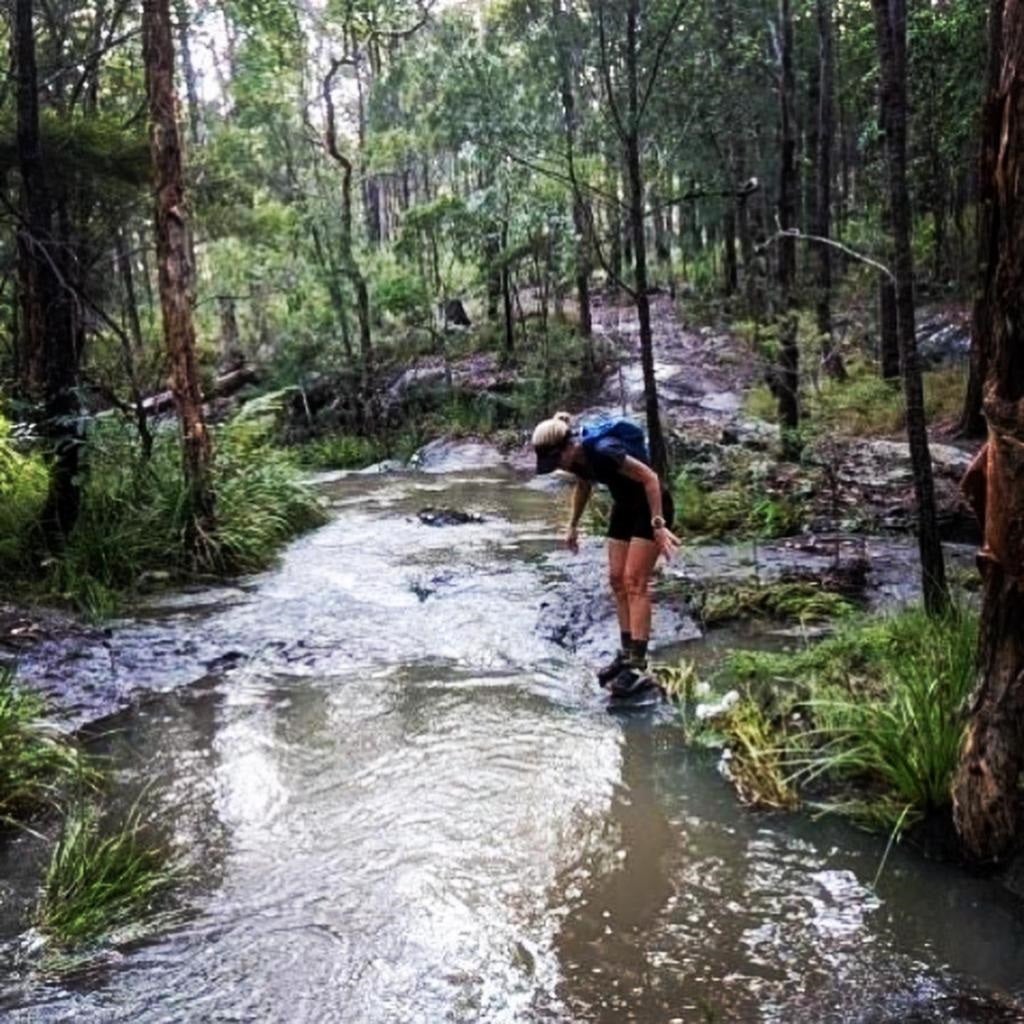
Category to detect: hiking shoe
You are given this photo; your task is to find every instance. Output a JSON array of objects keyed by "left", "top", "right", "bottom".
[
  {"left": 597, "top": 649, "right": 630, "bottom": 687},
  {"left": 609, "top": 666, "right": 656, "bottom": 698}
]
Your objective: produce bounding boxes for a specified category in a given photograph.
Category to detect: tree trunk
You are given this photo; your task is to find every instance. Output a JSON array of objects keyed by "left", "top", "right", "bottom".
[
  {"left": 951, "top": 0, "right": 1024, "bottom": 865},
  {"left": 878, "top": 274, "right": 901, "bottom": 379},
  {"left": 15, "top": 0, "right": 82, "bottom": 543},
  {"left": 553, "top": 0, "right": 592, "bottom": 341},
  {"left": 722, "top": 205, "right": 738, "bottom": 296},
  {"left": 115, "top": 227, "right": 154, "bottom": 459},
  {"left": 951, "top": 0, "right": 1024, "bottom": 862},
  {"left": 776, "top": 0, "right": 801, "bottom": 460},
  {"left": 959, "top": 0, "right": 1005, "bottom": 440},
  {"left": 872, "top": 0, "right": 948, "bottom": 615},
  {"left": 501, "top": 223, "right": 514, "bottom": 357},
  {"left": 324, "top": 61, "right": 373, "bottom": 386},
  {"left": 815, "top": 0, "right": 845, "bottom": 380},
  {"left": 143, "top": 0, "right": 215, "bottom": 544},
  {"left": 623, "top": 0, "right": 667, "bottom": 479},
  {"left": 174, "top": 0, "right": 202, "bottom": 145}
]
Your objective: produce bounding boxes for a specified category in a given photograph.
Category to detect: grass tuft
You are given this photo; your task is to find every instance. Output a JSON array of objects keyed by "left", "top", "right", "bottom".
[
  {"left": 695, "top": 580, "right": 855, "bottom": 626},
  {"left": 708, "top": 606, "right": 978, "bottom": 832},
  {"left": 38, "top": 799, "right": 181, "bottom": 949},
  {"left": 0, "top": 666, "right": 95, "bottom": 827}
]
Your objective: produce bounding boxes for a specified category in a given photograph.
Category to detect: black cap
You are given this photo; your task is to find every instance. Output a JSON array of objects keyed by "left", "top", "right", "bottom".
[{"left": 535, "top": 444, "right": 563, "bottom": 475}]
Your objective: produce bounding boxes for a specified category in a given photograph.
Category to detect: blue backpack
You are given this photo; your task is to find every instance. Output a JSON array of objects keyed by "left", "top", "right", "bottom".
[{"left": 580, "top": 417, "right": 649, "bottom": 464}]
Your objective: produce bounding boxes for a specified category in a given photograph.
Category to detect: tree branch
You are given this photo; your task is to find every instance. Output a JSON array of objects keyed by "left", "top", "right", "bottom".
[{"left": 762, "top": 227, "right": 894, "bottom": 282}]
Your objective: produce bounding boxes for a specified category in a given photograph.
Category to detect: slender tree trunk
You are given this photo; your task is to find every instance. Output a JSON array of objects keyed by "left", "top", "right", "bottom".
[
  {"left": 872, "top": 0, "right": 948, "bottom": 615},
  {"left": 816, "top": 0, "right": 846, "bottom": 380},
  {"left": 607, "top": 146, "right": 623, "bottom": 291},
  {"left": 553, "top": 0, "right": 592, "bottom": 341},
  {"left": 776, "top": 0, "right": 801, "bottom": 460},
  {"left": 16, "top": 0, "right": 82, "bottom": 542},
  {"left": 174, "top": 0, "right": 202, "bottom": 145},
  {"left": 115, "top": 228, "right": 154, "bottom": 459},
  {"left": 952, "top": 0, "right": 1024, "bottom": 864},
  {"left": 324, "top": 61, "right": 373, "bottom": 386},
  {"left": 623, "top": 0, "right": 667, "bottom": 478},
  {"left": 501, "top": 222, "right": 514, "bottom": 357},
  {"left": 878, "top": 273, "right": 901, "bottom": 379},
  {"left": 722, "top": 205, "right": 738, "bottom": 296},
  {"left": 960, "top": 0, "right": 1004, "bottom": 440},
  {"left": 143, "top": 0, "right": 215, "bottom": 544}
]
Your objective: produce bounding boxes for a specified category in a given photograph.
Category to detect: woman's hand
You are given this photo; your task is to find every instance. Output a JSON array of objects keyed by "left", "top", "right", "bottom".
[
  {"left": 565, "top": 526, "right": 580, "bottom": 554},
  {"left": 654, "top": 525, "right": 681, "bottom": 560}
]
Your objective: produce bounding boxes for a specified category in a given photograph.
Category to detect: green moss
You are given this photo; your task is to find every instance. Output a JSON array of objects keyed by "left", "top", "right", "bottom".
[{"left": 696, "top": 580, "right": 855, "bottom": 626}]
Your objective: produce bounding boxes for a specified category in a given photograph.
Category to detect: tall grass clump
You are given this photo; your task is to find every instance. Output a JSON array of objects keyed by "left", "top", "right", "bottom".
[
  {"left": 718, "top": 606, "right": 978, "bottom": 832},
  {"left": 0, "top": 666, "right": 94, "bottom": 827},
  {"left": 295, "top": 432, "right": 382, "bottom": 470},
  {"left": 38, "top": 800, "right": 180, "bottom": 948},
  {"left": 41, "top": 405, "right": 325, "bottom": 610}
]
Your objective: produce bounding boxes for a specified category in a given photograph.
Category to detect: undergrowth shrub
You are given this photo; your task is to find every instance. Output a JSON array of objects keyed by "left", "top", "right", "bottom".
[
  {"left": 44, "top": 405, "right": 325, "bottom": 612},
  {"left": 0, "top": 666, "right": 94, "bottom": 827},
  {"left": 718, "top": 606, "right": 978, "bottom": 832},
  {"left": 0, "top": 412, "right": 48, "bottom": 572}
]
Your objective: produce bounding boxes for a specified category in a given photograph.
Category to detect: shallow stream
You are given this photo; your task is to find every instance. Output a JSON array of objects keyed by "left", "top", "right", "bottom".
[{"left": 1, "top": 462, "right": 1022, "bottom": 1023}]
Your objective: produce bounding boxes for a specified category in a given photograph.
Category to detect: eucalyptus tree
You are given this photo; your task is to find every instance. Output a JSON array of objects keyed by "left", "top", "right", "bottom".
[
  {"left": 872, "top": 0, "right": 948, "bottom": 615},
  {"left": 143, "top": 0, "right": 215, "bottom": 545},
  {"left": 586, "top": 0, "right": 691, "bottom": 478},
  {"left": 953, "top": 0, "right": 1024, "bottom": 865}
]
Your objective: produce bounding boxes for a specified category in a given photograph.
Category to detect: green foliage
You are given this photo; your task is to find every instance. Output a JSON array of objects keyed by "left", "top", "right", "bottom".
[
  {"left": 671, "top": 470, "right": 804, "bottom": 541},
  {"left": 296, "top": 433, "right": 383, "bottom": 470},
  {"left": 745, "top": 359, "right": 967, "bottom": 438},
  {"left": 0, "top": 412, "right": 47, "bottom": 572},
  {"left": 721, "top": 607, "right": 978, "bottom": 832},
  {"left": 719, "top": 700, "right": 798, "bottom": 810},
  {"left": 696, "top": 581, "right": 855, "bottom": 627},
  {"left": 36, "top": 408, "right": 325, "bottom": 613},
  {"left": 0, "top": 667, "right": 95, "bottom": 827},
  {"left": 38, "top": 800, "right": 180, "bottom": 949}
]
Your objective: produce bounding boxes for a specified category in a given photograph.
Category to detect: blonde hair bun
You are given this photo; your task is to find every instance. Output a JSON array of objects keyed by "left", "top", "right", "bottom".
[{"left": 531, "top": 413, "right": 573, "bottom": 450}]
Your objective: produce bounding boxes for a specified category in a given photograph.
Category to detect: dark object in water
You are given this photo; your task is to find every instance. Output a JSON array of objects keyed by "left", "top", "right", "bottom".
[
  {"left": 417, "top": 507, "right": 484, "bottom": 527},
  {"left": 605, "top": 672, "right": 665, "bottom": 712}
]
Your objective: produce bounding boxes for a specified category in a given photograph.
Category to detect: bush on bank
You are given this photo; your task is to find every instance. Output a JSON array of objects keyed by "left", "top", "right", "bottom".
[{"left": 685, "top": 606, "right": 977, "bottom": 835}]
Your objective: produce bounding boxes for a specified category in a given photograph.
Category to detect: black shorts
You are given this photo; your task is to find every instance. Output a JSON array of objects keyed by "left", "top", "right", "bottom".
[{"left": 607, "top": 487, "right": 675, "bottom": 542}]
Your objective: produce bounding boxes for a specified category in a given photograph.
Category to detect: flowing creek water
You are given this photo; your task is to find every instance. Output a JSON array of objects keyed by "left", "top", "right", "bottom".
[{"left": 2, "top": 459, "right": 1023, "bottom": 1023}]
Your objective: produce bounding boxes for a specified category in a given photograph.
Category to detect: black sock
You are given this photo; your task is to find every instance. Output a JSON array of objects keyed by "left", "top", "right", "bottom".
[
  {"left": 620, "top": 631, "right": 632, "bottom": 652},
  {"left": 631, "top": 638, "right": 648, "bottom": 667}
]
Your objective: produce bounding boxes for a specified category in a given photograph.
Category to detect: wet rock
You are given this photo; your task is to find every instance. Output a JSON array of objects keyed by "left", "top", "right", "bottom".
[
  {"left": 411, "top": 437, "right": 507, "bottom": 473},
  {"left": 417, "top": 507, "right": 484, "bottom": 527},
  {"left": 916, "top": 309, "right": 971, "bottom": 367},
  {"left": 720, "top": 417, "right": 777, "bottom": 450}
]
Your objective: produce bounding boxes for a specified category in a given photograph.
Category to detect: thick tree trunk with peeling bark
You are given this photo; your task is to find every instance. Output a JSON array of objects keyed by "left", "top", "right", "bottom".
[
  {"left": 952, "top": 0, "right": 1024, "bottom": 864},
  {"left": 960, "top": 0, "right": 1005, "bottom": 440},
  {"left": 143, "top": 0, "right": 215, "bottom": 544},
  {"left": 872, "top": 0, "right": 948, "bottom": 615}
]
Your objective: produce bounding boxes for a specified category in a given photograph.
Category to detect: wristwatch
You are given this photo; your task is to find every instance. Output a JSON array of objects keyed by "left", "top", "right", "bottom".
[{"left": 651, "top": 515, "right": 666, "bottom": 530}]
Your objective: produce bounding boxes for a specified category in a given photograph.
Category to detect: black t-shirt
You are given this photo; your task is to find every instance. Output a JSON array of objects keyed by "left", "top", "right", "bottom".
[{"left": 575, "top": 437, "right": 648, "bottom": 505}]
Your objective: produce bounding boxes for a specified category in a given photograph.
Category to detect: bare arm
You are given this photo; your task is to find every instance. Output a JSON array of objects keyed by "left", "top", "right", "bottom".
[{"left": 565, "top": 480, "right": 592, "bottom": 552}]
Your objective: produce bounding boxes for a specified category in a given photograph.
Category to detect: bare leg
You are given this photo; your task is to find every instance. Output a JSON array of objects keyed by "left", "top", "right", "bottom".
[
  {"left": 624, "top": 539, "right": 659, "bottom": 643},
  {"left": 607, "top": 539, "right": 630, "bottom": 634}
]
